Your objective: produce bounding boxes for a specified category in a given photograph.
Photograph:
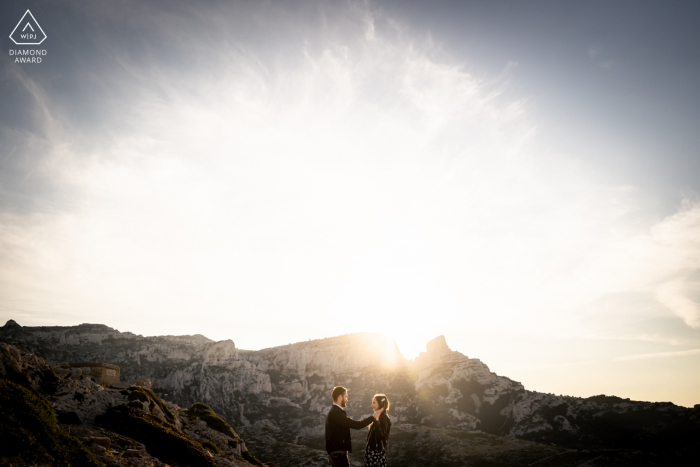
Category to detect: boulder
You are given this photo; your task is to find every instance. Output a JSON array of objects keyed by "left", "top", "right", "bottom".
[
  {"left": 133, "top": 378, "right": 152, "bottom": 389},
  {"left": 90, "top": 444, "right": 106, "bottom": 454},
  {"left": 93, "top": 437, "right": 111, "bottom": 449},
  {"left": 0, "top": 342, "right": 53, "bottom": 390},
  {"left": 53, "top": 367, "right": 71, "bottom": 378}
]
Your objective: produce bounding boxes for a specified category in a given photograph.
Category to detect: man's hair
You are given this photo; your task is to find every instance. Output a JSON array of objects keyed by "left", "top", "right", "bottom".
[
  {"left": 331, "top": 386, "right": 347, "bottom": 402},
  {"left": 373, "top": 393, "right": 390, "bottom": 411}
]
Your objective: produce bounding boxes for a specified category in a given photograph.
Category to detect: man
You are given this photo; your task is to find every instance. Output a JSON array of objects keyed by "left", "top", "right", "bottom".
[{"left": 325, "top": 386, "right": 383, "bottom": 467}]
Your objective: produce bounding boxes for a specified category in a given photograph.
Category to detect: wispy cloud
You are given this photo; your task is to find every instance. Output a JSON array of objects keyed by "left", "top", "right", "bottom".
[
  {"left": 501, "top": 360, "right": 599, "bottom": 372},
  {"left": 649, "top": 204, "right": 700, "bottom": 328},
  {"left": 657, "top": 279, "right": 700, "bottom": 329},
  {"left": 582, "top": 333, "right": 692, "bottom": 346},
  {"left": 615, "top": 349, "right": 700, "bottom": 361}
]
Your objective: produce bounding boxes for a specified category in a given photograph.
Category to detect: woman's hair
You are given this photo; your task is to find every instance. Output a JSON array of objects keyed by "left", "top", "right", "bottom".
[
  {"left": 373, "top": 394, "right": 390, "bottom": 411},
  {"left": 369, "top": 394, "right": 390, "bottom": 431}
]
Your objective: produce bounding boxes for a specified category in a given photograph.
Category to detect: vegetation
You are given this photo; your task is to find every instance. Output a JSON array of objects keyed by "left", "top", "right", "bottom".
[
  {"left": 127, "top": 386, "right": 177, "bottom": 424},
  {"left": 241, "top": 450, "right": 265, "bottom": 466},
  {"left": 96, "top": 404, "right": 216, "bottom": 467},
  {"left": 200, "top": 440, "right": 221, "bottom": 454},
  {"left": 127, "top": 400, "right": 144, "bottom": 410},
  {"left": 188, "top": 402, "right": 239, "bottom": 439},
  {"left": 453, "top": 378, "right": 485, "bottom": 415},
  {"left": 228, "top": 438, "right": 240, "bottom": 448},
  {"left": 479, "top": 391, "right": 520, "bottom": 435},
  {"left": 571, "top": 405, "right": 700, "bottom": 454},
  {"left": 586, "top": 394, "right": 631, "bottom": 404},
  {"left": 538, "top": 403, "right": 570, "bottom": 424},
  {"left": 0, "top": 378, "right": 102, "bottom": 467},
  {"left": 0, "top": 358, "right": 32, "bottom": 387},
  {"left": 187, "top": 403, "right": 272, "bottom": 465},
  {"left": 56, "top": 410, "right": 82, "bottom": 425},
  {"left": 40, "top": 368, "right": 60, "bottom": 395}
]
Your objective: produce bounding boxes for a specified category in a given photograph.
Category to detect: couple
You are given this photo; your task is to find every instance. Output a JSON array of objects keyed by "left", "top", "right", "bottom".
[{"left": 325, "top": 386, "right": 392, "bottom": 467}]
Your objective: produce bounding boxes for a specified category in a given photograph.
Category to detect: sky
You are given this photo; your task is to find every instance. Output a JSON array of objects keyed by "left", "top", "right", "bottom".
[{"left": 1, "top": 0, "right": 699, "bottom": 407}]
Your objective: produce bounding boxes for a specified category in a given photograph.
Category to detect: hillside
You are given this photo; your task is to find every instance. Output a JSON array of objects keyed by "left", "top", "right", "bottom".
[
  {"left": 2, "top": 320, "right": 699, "bottom": 466},
  {"left": 0, "top": 341, "right": 267, "bottom": 466}
]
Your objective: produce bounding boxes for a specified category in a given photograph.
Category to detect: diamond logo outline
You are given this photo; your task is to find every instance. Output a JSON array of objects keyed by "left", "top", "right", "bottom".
[{"left": 10, "top": 10, "right": 47, "bottom": 45}]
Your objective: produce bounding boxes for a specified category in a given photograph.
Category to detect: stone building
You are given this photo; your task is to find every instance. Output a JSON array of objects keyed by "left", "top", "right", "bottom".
[{"left": 69, "top": 361, "right": 120, "bottom": 384}]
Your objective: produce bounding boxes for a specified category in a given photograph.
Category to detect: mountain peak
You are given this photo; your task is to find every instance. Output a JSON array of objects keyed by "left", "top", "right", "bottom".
[
  {"left": 3, "top": 319, "right": 20, "bottom": 329},
  {"left": 426, "top": 335, "right": 450, "bottom": 354}
]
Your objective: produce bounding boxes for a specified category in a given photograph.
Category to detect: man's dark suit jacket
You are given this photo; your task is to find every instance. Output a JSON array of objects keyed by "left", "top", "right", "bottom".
[{"left": 325, "top": 405, "right": 374, "bottom": 453}]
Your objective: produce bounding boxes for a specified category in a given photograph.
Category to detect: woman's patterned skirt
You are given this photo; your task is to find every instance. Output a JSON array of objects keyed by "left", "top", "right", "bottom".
[{"left": 363, "top": 448, "right": 386, "bottom": 467}]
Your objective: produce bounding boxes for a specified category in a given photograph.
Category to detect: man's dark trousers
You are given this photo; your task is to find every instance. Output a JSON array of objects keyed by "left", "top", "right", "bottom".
[{"left": 328, "top": 451, "right": 350, "bottom": 467}]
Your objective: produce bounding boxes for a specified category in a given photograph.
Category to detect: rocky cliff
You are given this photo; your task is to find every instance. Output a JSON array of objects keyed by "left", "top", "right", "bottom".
[
  {"left": 2, "top": 340, "right": 669, "bottom": 467},
  {"left": 0, "top": 341, "right": 266, "bottom": 467},
  {"left": 2, "top": 320, "right": 699, "bottom": 466}
]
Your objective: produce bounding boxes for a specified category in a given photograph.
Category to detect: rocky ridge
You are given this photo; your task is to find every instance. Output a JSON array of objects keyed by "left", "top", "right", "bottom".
[
  {"left": 0, "top": 341, "right": 265, "bottom": 467},
  {"left": 2, "top": 320, "right": 699, "bottom": 466}
]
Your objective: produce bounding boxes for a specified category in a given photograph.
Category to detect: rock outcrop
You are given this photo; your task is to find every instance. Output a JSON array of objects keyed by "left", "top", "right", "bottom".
[{"left": 0, "top": 341, "right": 264, "bottom": 467}]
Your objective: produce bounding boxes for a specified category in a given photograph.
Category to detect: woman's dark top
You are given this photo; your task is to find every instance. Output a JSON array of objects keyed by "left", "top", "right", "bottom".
[{"left": 366, "top": 411, "right": 392, "bottom": 451}]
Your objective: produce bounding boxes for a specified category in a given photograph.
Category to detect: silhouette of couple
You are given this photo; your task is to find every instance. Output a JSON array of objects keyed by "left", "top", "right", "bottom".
[{"left": 325, "top": 386, "right": 392, "bottom": 467}]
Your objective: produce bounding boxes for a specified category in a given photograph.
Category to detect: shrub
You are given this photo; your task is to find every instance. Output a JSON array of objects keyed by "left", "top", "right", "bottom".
[
  {"left": 40, "top": 369, "right": 60, "bottom": 395},
  {"left": 56, "top": 410, "right": 82, "bottom": 425},
  {"left": 201, "top": 440, "right": 220, "bottom": 454},
  {"left": 127, "top": 386, "right": 177, "bottom": 424},
  {"left": 188, "top": 402, "right": 239, "bottom": 439},
  {"left": 0, "top": 378, "right": 102, "bottom": 466},
  {"left": 586, "top": 394, "right": 626, "bottom": 405},
  {"left": 127, "top": 400, "right": 144, "bottom": 410}
]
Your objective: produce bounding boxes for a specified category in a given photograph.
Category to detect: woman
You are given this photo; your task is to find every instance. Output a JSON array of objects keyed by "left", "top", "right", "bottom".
[{"left": 364, "top": 394, "right": 392, "bottom": 467}]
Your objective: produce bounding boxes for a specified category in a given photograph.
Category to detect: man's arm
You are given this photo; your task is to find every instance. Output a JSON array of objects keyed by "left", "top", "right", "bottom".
[{"left": 328, "top": 408, "right": 374, "bottom": 430}]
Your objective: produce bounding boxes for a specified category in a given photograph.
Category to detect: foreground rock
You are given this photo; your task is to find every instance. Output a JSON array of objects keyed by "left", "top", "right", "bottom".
[{"left": 0, "top": 342, "right": 267, "bottom": 467}]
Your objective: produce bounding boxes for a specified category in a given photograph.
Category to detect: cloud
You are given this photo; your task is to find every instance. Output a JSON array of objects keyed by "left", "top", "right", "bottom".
[
  {"left": 1, "top": 0, "right": 700, "bottom": 358},
  {"left": 648, "top": 203, "right": 700, "bottom": 328},
  {"left": 501, "top": 360, "right": 599, "bottom": 372},
  {"left": 581, "top": 332, "right": 689, "bottom": 346},
  {"left": 657, "top": 278, "right": 700, "bottom": 329},
  {"left": 0, "top": 0, "right": 539, "bottom": 346},
  {"left": 615, "top": 348, "right": 700, "bottom": 361}
]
